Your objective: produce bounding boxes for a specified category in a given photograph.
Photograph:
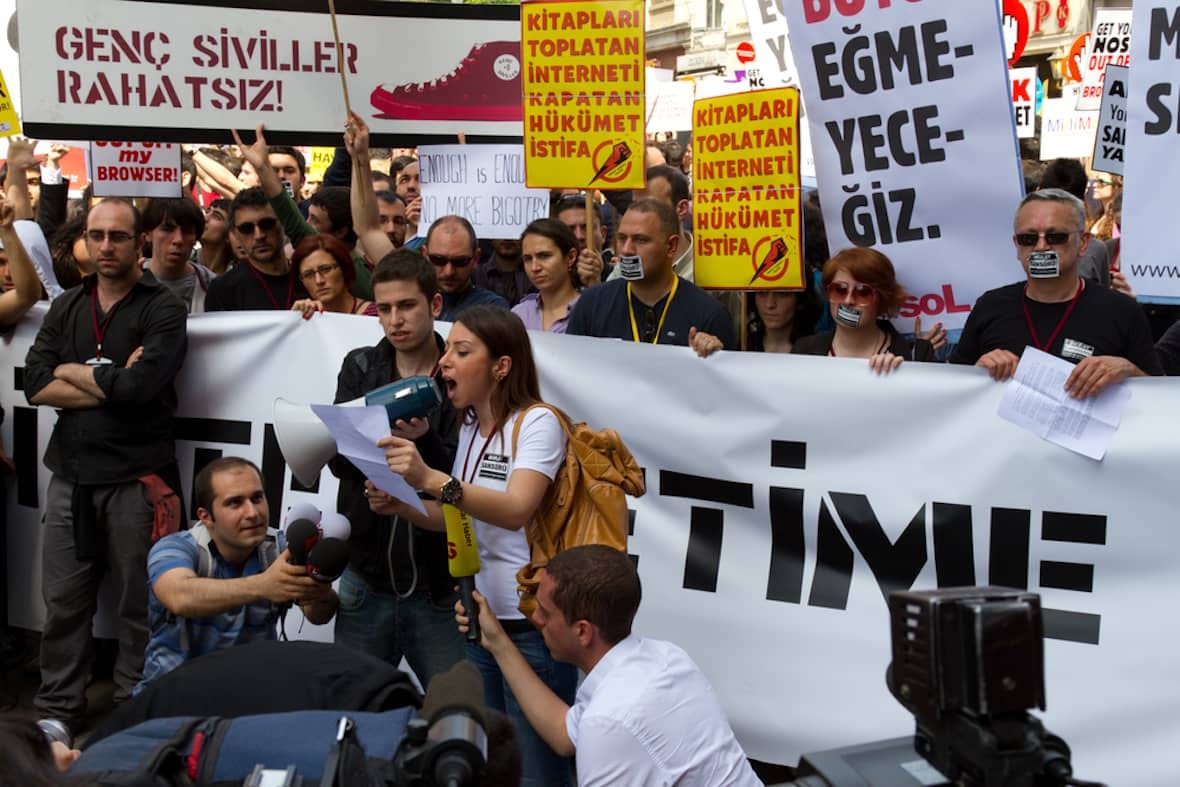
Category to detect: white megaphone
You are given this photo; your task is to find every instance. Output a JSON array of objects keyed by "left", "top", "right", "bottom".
[{"left": 273, "top": 377, "right": 442, "bottom": 487}]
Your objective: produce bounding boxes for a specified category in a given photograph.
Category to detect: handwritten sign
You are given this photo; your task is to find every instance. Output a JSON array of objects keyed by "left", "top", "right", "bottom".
[
  {"left": 88, "top": 141, "right": 182, "bottom": 197},
  {"left": 418, "top": 144, "right": 548, "bottom": 240},
  {"left": 692, "top": 88, "right": 802, "bottom": 290},
  {"left": 521, "top": 0, "right": 645, "bottom": 188}
]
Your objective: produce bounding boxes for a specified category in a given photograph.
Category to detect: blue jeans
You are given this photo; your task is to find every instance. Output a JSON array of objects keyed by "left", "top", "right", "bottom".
[
  {"left": 467, "top": 629, "right": 576, "bottom": 787},
  {"left": 333, "top": 567, "right": 464, "bottom": 690}
]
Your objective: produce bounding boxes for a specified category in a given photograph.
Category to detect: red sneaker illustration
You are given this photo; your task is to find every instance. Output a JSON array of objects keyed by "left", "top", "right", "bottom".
[{"left": 371, "top": 41, "right": 523, "bottom": 122}]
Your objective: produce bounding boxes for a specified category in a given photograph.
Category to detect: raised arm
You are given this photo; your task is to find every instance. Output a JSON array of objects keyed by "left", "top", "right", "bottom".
[
  {"left": 344, "top": 112, "right": 394, "bottom": 262},
  {"left": 0, "top": 196, "right": 44, "bottom": 324},
  {"left": 4, "top": 137, "right": 36, "bottom": 220}
]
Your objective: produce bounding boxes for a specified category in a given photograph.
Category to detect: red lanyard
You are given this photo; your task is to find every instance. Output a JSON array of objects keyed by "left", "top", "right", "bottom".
[
  {"left": 460, "top": 428, "right": 498, "bottom": 484},
  {"left": 90, "top": 289, "right": 131, "bottom": 360},
  {"left": 1022, "top": 279, "right": 1083, "bottom": 352},
  {"left": 245, "top": 264, "right": 293, "bottom": 310}
]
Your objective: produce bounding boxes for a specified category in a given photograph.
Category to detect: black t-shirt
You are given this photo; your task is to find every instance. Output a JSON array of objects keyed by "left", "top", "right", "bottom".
[
  {"left": 950, "top": 280, "right": 1162, "bottom": 374},
  {"left": 566, "top": 277, "right": 736, "bottom": 349},
  {"left": 205, "top": 263, "right": 293, "bottom": 311}
]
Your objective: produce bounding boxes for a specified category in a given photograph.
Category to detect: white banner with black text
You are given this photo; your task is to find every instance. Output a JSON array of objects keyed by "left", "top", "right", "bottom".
[{"left": 3, "top": 308, "right": 1177, "bottom": 783}]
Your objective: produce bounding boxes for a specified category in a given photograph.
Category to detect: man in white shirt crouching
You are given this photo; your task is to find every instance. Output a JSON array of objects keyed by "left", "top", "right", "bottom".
[{"left": 457, "top": 544, "right": 760, "bottom": 787}]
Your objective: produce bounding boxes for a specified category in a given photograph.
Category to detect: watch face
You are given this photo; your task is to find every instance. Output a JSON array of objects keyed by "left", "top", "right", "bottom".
[{"left": 442, "top": 477, "right": 462, "bottom": 503}]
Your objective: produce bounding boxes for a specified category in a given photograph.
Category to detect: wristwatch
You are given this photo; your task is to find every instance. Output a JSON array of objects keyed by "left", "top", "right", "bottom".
[{"left": 440, "top": 476, "right": 463, "bottom": 505}]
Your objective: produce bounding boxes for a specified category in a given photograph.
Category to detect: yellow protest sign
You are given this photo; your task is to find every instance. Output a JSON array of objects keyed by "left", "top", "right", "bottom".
[
  {"left": 693, "top": 87, "right": 802, "bottom": 290},
  {"left": 0, "top": 69, "right": 21, "bottom": 137},
  {"left": 521, "top": 0, "right": 645, "bottom": 189},
  {"left": 306, "top": 146, "right": 335, "bottom": 182}
]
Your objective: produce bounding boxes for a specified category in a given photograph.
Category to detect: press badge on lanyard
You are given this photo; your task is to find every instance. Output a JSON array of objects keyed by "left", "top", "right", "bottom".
[{"left": 479, "top": 453, "right": 509, "bottom": 482}]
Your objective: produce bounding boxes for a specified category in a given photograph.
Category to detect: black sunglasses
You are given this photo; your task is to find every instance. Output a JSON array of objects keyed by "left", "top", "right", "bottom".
[
  {"left": 1014, "top": 230, "right": 1077, "bottom": 247},
  {"left": 428, "top": 253, "right": 474, "bottom": 268},
  {"left": 235, "top": 217, "right": 279, "bottom": 236}
]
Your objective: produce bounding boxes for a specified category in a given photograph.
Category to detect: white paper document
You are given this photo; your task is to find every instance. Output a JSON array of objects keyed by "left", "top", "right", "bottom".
[
  {"left": 997, "top": 347, "right": 1131, "bottom": 460},
  {"left": 310, "top": 404, "right": 426, "bottom": 513}
]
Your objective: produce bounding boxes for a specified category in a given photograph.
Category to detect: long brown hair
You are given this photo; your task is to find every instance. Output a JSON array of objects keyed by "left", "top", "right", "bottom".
[{"left": 454, "top": 305, "right": 542, "bottom": 435}]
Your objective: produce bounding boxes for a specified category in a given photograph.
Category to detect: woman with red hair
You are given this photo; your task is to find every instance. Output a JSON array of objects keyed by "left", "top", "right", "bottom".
[
  {"left": 792, "top": 247, "right": 945, "bottom": 372},
  {"left": 289, "top": 235, "right": 376, "bottom": 317}
]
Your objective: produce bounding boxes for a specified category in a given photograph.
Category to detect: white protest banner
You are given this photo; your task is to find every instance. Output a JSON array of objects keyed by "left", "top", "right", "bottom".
[
  {"left": 1010, "top": 66, "right": 1037, "bottom": 139},
  {"left": 1091, "top": 65, "right": 1127, "bottom": 176},
  {"left": 88, "top": 141, "right": 182, "bottom": 197},
  {"left": 16, "top": 0, "right": 521, "bottom": 145},
  {"left": 781, "top": 1, "right": 1024, "bottom": 331},
  {"left": 417, "top": 144, "right": 548, "bottom": 241},
  {"left": 741, "top": 0, "right": 799, "bottom": 87},
  {"left": 1123, "top": 1, "right": 1180, "bottom": 300},
  {"left": 1038, "top": 98, "right": 1098, "bottom": 160},
  {"left": 4, "top": 309, "right": 1178, "bottom": 784},
  {"left": 1077, "top": 9, "right": 1133, "bottom": 111}
]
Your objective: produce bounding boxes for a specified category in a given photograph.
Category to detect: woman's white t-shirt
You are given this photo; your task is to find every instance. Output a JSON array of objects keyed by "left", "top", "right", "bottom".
[{"left": 452, "top": 407, "right": 566, "bottom": 620}]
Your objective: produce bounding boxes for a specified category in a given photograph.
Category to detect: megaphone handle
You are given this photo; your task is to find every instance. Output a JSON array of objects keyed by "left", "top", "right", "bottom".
[{"left": 458, "top": 576, "right": 480, "bottom": 643}]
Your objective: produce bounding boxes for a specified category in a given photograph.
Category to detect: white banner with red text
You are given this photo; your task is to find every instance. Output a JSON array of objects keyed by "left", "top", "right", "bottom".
[
  {"left": 2, "top": 308, "right": 1177, "bottom": 783},
  {"left": 16, "top": 0, "right": 522, "bottom": 145},
  {"left": 781, "top": 0, "right": 1025, "bottom": 330}
]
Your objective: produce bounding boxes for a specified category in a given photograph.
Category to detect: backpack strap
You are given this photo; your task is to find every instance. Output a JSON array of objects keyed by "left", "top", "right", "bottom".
[{"left": 509, "top": 402, "right": 573, "bottom": 457}]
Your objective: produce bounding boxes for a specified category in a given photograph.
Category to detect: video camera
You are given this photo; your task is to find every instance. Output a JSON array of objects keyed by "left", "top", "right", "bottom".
[{"left": 779, "top": 587, "right": 1106, "bottom": 787}]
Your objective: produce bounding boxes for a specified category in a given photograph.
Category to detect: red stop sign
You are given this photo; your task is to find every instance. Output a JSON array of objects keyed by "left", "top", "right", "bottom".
[{"left": 736, "top": 41, "right": 755, "bottom": 64}]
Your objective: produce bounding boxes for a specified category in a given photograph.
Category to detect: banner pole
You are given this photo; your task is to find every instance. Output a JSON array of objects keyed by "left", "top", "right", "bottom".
[{"left": 327, "top": 0, "right": 353, "bottom": 116}]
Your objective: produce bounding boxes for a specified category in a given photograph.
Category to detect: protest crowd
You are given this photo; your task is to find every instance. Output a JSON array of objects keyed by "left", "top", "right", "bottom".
[{"left": 0, "top": 4, "right": 1175, "bottom": 786}]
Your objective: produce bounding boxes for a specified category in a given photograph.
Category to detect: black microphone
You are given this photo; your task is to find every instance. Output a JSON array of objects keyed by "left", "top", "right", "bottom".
[
  {"left": 285, "top": 518, "right": 320, "bottom": 566},
  {"left": 421, "top": 661, "right": 488, "bottom": 787},
  {"left": 306, "top": 537, "right": 349, "bottom": 583}
]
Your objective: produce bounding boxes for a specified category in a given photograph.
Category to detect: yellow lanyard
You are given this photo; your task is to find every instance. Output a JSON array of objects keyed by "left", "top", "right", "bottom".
[{"left": 627, "top": 276, "right": 679, "bottom": 345}]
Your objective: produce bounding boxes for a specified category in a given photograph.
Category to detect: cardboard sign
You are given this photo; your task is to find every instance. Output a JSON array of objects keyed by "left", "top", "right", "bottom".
[
  {"left": 88, "top": 141, "right": 182, "bottom": 197},
  {"left": 1011, "top": 66, "right": 1037, "bottom": 139},
  {"left": 1039, "top": 98, "right": 1098, "bottom": 160},
  {"left": 781, "top": 0, "right": 1024, "bottom": 330},
  {"left": 521, "top": 0, "right": 646, "bottom": 188},
  {"left": 740, "top": 0, "right": 800, "bottom": 86},
  {"left": 646, "top": 77, "right": 695, "bottom": 134},
  {"left": 692, "top": 87, "right": 803, "bottom": 290},
  {"left": 1077, "top": 10, "right": 1132, "bottom": 111},
  {"left": 417, "top": 144, "right": 548, "bottom": 240},
  {"left": 1122, "top": 0, "right": 1180, "bottom": 299},
  {"left": 1091, "top": 64, "right": 1127, "bottom": 176},
  {"left": 16, "top": 0, "right": 522, "bottom": 145}
]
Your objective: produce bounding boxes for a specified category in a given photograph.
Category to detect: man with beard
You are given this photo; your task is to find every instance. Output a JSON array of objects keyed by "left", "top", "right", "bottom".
[
  {"left": 475, "top": 238, "right": 532, "bottom": 308},
  {"left": 423, "top": 215, "right": 508, "bottom": 321},
  {"left": 205, "top": 188, "right": 292, "bottom": 311}
]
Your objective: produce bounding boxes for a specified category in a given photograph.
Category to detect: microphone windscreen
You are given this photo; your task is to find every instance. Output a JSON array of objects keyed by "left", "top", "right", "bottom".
[
  {"left": 444, "top": 505, "right": 480, "bottom": 579},
  {"left": 284, "top": 502, "right": 321, "bottom": 528},
  {"left": 421, "top": 660, "right": 486, "bottom": 728},
  {"left": 318, "top": 511, "right": 351, "bottom": 541},
  {"left": 285, "top": 518, "right": 320, "bottom": 566},
  {"left": 306, "top": 537, "right": 349, "bottom": 582}
]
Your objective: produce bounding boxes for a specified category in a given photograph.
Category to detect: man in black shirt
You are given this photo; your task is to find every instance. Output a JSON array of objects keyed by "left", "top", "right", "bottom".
[
  {"left": 951, "top": 188, "right": 1160, "bottom": 397},
  {"left": 205, "top": 188, "right": 292, "bottom": 311},
  {"left": 566, "top": 198, "right": 734, "bottom": 356},
  {"left": 328, "top": 249, "right": 463, "bottom": 686},
  {"left": 24, "top": 198, "right": 188, "bottom": 734}
]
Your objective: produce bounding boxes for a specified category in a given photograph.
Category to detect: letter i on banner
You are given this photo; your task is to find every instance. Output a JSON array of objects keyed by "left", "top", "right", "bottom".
[
  {"left": 691, "top": 87, "right": 803, "bottom": 290},
  {"left": 0, "top": 68, "right": 21, "bottom": 137},
  {"left": 521, "top": 0, "right": 647, "bottom": 189}
]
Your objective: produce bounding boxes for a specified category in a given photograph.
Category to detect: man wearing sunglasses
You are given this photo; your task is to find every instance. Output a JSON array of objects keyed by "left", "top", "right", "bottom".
[
  {"left": 950, "top": 189, "right": 1160, "bottom": 397},
  {"left": 205, "top": 188, "right": 293, "bottom": 311},
  {"left": 422, "top": 214, "right": 508, "bottom": 322}
]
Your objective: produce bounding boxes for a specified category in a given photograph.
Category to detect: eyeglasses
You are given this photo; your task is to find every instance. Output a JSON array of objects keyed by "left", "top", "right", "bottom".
[
  {"left": 234, "top": 217, "right": 279, "bottom": 236},
  {"left": 825, "top": 281, "right": 876, "bottom": 303},
  {"left": 642, "top": 308, "right": 657, "bottom": 342},
  {"left": 389, "top": 217, "right": 409, "bottom": 226},
  {"left": 1013, "top": 230, "right": 1078, "bottom": 247},
  {"left": 1091, "top": 177, "right": 1114, "bottom": 187},
  {"left": 553, "top": 192, "right": 589, "bottom": 211},
  {"left": 299, "top": 263, "right": 340, "bottom": 281},
  {"left": 85, "top": 230, "right": 135, "bottom": 244},
  {"left": 427, "top": 253, "right": 474, "bottom": 268}
]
